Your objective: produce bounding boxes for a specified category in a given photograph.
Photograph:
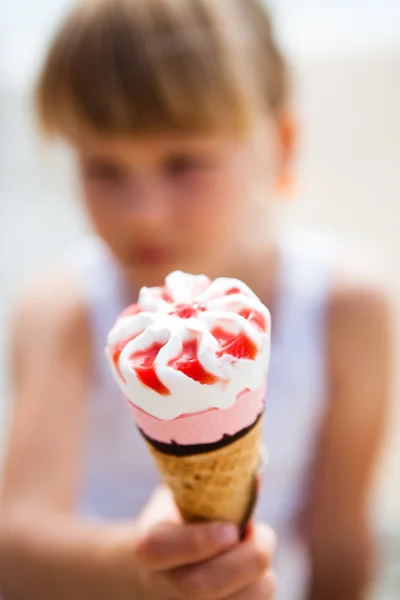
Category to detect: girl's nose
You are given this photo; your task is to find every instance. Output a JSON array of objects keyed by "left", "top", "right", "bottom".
[{"left": 124, "top": 176, "right": 172, "bottom": 231}]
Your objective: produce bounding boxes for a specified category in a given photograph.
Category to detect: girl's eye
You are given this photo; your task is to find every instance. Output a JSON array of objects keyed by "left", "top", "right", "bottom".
[{"left": 164, "top": 155, "right": 211, "bottom": 178}]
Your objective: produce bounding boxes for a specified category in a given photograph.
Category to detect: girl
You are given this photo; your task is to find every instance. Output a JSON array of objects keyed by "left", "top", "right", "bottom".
[{"left": 0, "top": 1, "right": 391, "bottom": 599}]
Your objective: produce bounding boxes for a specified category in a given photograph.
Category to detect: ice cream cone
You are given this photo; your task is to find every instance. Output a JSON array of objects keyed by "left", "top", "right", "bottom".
[{"left": 145, "top": 415, "right": 264, "bottom": 527}]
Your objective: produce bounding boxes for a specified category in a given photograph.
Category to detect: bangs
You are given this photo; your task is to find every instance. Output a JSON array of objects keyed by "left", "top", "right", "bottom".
[{"left": 36, "top": 0, "right": 286, "bottom": 138}]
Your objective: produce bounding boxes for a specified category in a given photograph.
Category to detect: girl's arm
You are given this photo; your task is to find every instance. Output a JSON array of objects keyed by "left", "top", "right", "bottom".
[
  {"left": 0, "top": 271, "right": 125, "bottom": 599},
  {"left": 304, "top": 275, "right": 393, "bottom": 600}
]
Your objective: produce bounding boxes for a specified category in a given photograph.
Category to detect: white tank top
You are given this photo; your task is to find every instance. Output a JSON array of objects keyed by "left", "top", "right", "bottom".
[{"left": 68, "top": 230, "right": 338, "bottom": 600}]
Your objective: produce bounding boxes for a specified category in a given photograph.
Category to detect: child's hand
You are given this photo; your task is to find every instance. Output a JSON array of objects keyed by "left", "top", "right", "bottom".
[{"left": 131, "top": 487, "right": 277, "bottom": 599}]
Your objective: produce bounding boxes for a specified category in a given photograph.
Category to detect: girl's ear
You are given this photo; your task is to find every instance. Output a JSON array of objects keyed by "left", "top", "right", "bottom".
[{"left": 275, "top": 110, "right": 297, "bottom": 194}]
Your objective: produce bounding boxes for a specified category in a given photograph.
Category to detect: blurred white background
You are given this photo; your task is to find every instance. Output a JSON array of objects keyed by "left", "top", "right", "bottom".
[{"left": 1, "top": 1, "right": 400, "bottom": 595}]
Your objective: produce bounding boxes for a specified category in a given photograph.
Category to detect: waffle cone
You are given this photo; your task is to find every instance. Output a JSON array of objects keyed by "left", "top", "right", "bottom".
[{"left": 145, "top": 416, "right": 264, "bottom": 527}]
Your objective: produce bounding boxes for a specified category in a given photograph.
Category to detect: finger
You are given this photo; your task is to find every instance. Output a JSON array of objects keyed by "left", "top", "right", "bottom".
[
  {"left": 173, "top": 523, "right": 275, "bottom": 599},
  {"left": 247, "top": 523, "right": 276, "bottom": 547},
  {"left": 226, "top": 572, "right": 277, "bottom": 600},
  {"left": 136, "top": 521, "right": 239, "bottom": 571},
  {"left": 138, "top": 486, "right": 181, "bottom": 529}
]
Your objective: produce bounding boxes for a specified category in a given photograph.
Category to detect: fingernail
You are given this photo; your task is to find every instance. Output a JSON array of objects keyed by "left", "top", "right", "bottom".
[{"left": 218, "top": 524, "right": 239, "bottom": 546}]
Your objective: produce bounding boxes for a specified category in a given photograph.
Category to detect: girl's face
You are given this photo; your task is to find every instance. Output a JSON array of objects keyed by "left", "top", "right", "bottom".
[{"left": 76, "top": 128, "right": 280, "bottom": 287}]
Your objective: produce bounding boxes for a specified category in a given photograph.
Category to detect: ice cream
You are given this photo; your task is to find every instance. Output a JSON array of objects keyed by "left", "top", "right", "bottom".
[{"left": 106, "top": 271, "right": 271, "bottom": 526}]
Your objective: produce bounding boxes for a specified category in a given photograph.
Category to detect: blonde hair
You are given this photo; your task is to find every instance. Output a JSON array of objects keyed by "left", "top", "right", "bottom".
[{"left": 36, "top": 0, "right": 288, "bottom": 138}]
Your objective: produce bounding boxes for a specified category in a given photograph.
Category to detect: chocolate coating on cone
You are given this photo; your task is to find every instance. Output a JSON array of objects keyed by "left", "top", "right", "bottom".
[{"left": 139, "top": 412, "right": 263, "bottom": 457}]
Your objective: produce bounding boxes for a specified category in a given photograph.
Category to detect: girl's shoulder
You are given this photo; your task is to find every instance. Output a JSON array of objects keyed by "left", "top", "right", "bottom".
[
  {"left": 279, "top": 227, "right": 392, "bottom": 308},
  {"left": 13, "top": 235, "right": 113, "bottom": 349},
  {"left": 11, "top": 261, "right": 90, "bottom": 372},
  {"left": 324, "top": 243, "right": 393, "bottom": 407},
  {"left": 277, "top": 228, "right": 393, "bottom": 361},
  {"left": 328, "top": 242, "right": 393, "bottom": 338}
]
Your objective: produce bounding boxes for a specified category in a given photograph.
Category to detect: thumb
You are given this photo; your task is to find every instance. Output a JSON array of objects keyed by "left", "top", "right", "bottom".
[{"left": 138, "top": 486, "right": 182, "bottom": 531}]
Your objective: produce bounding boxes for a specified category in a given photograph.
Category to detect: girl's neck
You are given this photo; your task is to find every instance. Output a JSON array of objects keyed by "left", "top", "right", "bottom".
[{"left": 121, "top": 238, "right": 279, "bottom": 312}]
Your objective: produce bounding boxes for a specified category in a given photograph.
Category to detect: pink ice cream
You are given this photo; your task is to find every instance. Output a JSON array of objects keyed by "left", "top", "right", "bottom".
[{"left": 128, "top": 385, "right": 266, "bottom": 445}]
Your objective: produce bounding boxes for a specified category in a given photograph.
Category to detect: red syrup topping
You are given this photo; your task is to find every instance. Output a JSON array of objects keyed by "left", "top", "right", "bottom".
[
  {"left": 168, "top": 339, "right": 218, "bottom": 385},
  {"left": 211, "top": 326, "right": 257, "bottom": 360},
  {"left": 161, "top": 288, "right": 173, "bottom": 302},
  {"left": 112, "top": 332, "right": 143, "bottom": 382},
  {"left": 154, "top": 285, "right": 174, "bottom": 304},
  {"left": 112, "top": 343, "right": 126, "bottom": 382},
  {"left": 238, "top": 308, "right": 267, "bottom": 332},
  {"left": 170, "top": 303, "right": 207, "bottom": 319},
  {"left": 116, "top": 287, "right": 265, "bottom": 392},
  {"left": 225, "top": 287, "right": 243, "bottom": 295},
  {"left": 129, "top": 343, "right": 170, "bottom": 396}
]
